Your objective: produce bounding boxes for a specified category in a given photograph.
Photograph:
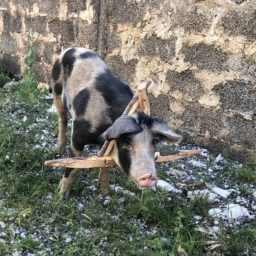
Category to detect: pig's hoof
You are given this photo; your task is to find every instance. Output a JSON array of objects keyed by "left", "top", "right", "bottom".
[
  {"left": 58, "top": 178, "right": 71, "bottom": 198},
  {"left": 55, "top": 153, "right": 61, "bottom": 159}
]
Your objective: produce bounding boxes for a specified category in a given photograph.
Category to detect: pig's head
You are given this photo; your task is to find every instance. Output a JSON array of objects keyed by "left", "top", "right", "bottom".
[{"left": 102, "top": 112, "right": 182, "bottom": 188}]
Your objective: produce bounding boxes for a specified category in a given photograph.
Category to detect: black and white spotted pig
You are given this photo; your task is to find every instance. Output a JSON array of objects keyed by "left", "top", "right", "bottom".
[{"left": 51, "top": 47, "right": 182, "bottom": 196}]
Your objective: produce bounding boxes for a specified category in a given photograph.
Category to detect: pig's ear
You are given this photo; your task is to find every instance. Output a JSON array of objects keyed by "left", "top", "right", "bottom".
[
  {"left": 151, "top": 119, "right": 183, "bottom": 144},
  {"left": 102, "top": 115, "right": 143, "bottom": 140}
]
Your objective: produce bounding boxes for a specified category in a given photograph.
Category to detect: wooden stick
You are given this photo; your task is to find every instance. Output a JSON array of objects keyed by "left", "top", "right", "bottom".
[
  {"left": 154, "top": 149, "right": 201, "bottom": 162},
  {"left": 44, "top": 156, "right": 115, "bottom": 169},
  {"left": 44, "top": 150, "right": 201, "bottom": 169},
  {"left": 138, "top": 88, "right": 150, "bottom": 115}
]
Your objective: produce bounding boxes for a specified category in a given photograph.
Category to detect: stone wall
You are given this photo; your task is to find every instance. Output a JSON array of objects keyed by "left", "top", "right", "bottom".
[{"left": 0, "top": 0, "right": 255, "bottom": 160}]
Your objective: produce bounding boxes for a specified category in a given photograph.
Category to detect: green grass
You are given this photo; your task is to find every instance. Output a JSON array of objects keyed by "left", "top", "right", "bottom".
[
  {"left": 0, "top": 80, "right": 255, "bottom": 255},
  {"left": 0, "top": 83, "right": 206, "bottom": 255},
  {"left": 0, "top": 70, "right": 9, "bottom": 87},
  {"left": 0, "top": 62, "right": 255, "bottom": 255},
  {"left": 234, "top": 161, "right": 256, "bottom": 185}
]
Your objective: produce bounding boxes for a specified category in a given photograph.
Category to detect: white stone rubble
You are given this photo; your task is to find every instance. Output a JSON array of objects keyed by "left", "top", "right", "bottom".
[
  {"left": 157, "top": 180, "right": 182, "bottom": 193},
  {"left": 252, "top": 190, "right": 256, "bottom": 201},
  {"left": 209, "top": 204, "right": 251, "bottom": 220},
  {"left": 187, "top": 189, "right": 219, "bottom": 203},
  {"left": 188, "top": 159, "right": 207, "bottom": 169},
  {"left": 214, "top": 154, "right": 225, "bottom": 164},
  {"left": 206, "top": 183, "right": 231, "bottom": 199}
]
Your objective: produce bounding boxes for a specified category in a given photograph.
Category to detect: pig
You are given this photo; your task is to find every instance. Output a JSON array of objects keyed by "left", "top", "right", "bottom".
[{"left": 51, "top": 47, "right": 182, "bottom": 196}]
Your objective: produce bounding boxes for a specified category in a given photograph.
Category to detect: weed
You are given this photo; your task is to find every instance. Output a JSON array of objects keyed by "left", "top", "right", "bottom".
[
  {"left": 0, "top": 69, "right": 9, "bottom": 87},
  {"left": 190, "top": 194, "right": 211, "bottom": 219},
  {"left": 235, "top": 160, "right": 256, "bottom": 185},
  {"left": 15, "top": 32, "right": 37, "bottom": 108},
  {"left": 221, "top": 222, "right": 256, "bottom": 255}
]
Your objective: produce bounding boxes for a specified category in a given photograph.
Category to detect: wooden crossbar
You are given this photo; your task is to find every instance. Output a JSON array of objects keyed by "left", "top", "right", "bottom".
[{"left": 44, "top": 150, "right": 201, "bottom": 168}]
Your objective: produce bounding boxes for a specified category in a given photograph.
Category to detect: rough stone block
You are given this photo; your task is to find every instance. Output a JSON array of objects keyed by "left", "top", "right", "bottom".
[
  {"left": 214, "top": 80, "right": 256, "bottom": 112},
  {"left": 67, "top": 0, "right": 86, "bottom": 13},
  {"left": 108, "top": 0, "right": 145, "bottom": 24},
  {"left": 25, "top": 16, "right": 47, "bottom": 35},
  {"left": 0, "top": 0, "right": 9, "bottom": 9},
  {"left": 32, "top": 41, "right": 53, "bottom": 64},
  {"left": 182, "top": 103, "right": 223, "bottom": 137},
  {"left": 138, "top": 34, "right": 176, "bottom": 62},
  {"left": 175, "top": 12, "right": 211, "bottom": 32},
  {"left": 37, "top": 0, "right": 60, "bottom": 17},
  {"left": 226, "top": 115, "right": 255, "bottom": 149},
  {"left": 0, "top": 35, "right": 17, "bottom": 55},
  {"left": 76, "top": 23, "right": 98, "bottom": 49},
  {"left": 33, "top": 61, "right": 48, "bottom": 83},
  {"left": 166, "top": 70, "right": 203, "bottom": 98},
  {"left": 12, "top": 0, "right": 31, "bottom": 10},
  {"left": 149, "top": 94, "right": 172, "bottom": 123},
  {"left": 0, "top": 54, "right": 21, "bottom": 76},
  {"left": 3, "top": 11, "right": 22, "bottom": 33},
  {"left": 43, "top": 43, "right": 54, "bottom": 64},
  {"left": 48, "top": 19, "right": 75, "bottom": 41},
  {"left": 183, "top": 43, "right": 229, "bottom": 71},
  {"left": 106, "top": 30, "right": 120, "bottom": 52},
  {"left": 221, "top": 11, "right": 256, "bottom": 41},
  {"left": 106, "top": 55, "right": 138, "bottom": 84}
]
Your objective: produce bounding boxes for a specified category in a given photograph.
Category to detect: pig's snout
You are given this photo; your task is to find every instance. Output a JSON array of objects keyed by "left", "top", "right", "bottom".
[{"left": 136, "top": 173, "right": 157, "bottom": 187}]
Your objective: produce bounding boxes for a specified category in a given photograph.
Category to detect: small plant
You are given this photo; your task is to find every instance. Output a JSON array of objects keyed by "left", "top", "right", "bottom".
[
  {"left": 190, "top": 194, "right": 211, "bottom": 219},
  {"left": 16, "top": 32, "right": 37, "bottom": 106},
  {"left": 221, "top": 223, "right": 256, "bottom": 255},
  {"left": 235, "top": 160, "right": 256, "bottom": 185},
  {"left": 0, "top": 69, "right": 9, "bottom": 87}
]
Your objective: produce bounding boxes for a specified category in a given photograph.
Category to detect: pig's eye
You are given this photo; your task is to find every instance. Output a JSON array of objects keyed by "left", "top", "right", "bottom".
[
  {"left": 152, "top": 138, "right": 159, "bottom": 145},
  {"left": 120, "top": 135, "right": 133, "bottom": 146}
]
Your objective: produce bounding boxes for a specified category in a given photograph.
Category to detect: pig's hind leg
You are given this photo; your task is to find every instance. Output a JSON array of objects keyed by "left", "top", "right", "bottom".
[
  {"left": 52, "top": 83, "right": 68, "bottom": 155},
  {"left": 58, "top": 121, "right": 87, "bottom": 197}
]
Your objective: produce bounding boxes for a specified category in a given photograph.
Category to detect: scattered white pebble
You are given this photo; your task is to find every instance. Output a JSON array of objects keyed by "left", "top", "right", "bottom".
[
  {"left": 208, "top": 168, "right": 213, "bottom": 173},
  {"left": 110, "top": 185, "right": 135, "bottom": 197},
  {"left": 206, "top": 183, "right": 231, "bottom": 199},
  {"left": 194, "top": 215, "right": 202, "bottom": 221},
  {"left": 187, "top": 189, "right": 219, "bottom": 203},
  {"left": 77, "top": 203, "right": 84, "bottom": 211},
  {"left": 188, "top": 160, "right": 207, "bottom": 169},
  {"left": 0, "top": 231, "right": 7, "bottom": 237},
  {"left": 47, "top": 105, "right": 56, "bottom": 113},
  {"left": 0, "top": 221, "right": 6, "bottom": 229},
  {"left": 251, "top": 205, "right": 256, "bottom": 211},
  {"left": 235, "top": 196, "right": 248, "bottom": 206},
  {"left": 252, "top": 191, "right": 256, "bottom": 201},
  {"left": 200, "top": 149, "right": 209, "bottom": 157},
  {"left": 157, "top": 180, "right": 181, "bottom": 193},
  {"left": 103, "top": 197, "right": 111, "bottom": 205},
  {"left": 64, "top": 236, "right": 73, "bottom": 244},
  {"left": 20, "top": 232, "right": 26, "bottom": 239},
  {"left": 210, "top": 226, "right": 220, "bottom": 237},
  {"left": 22, "top": 116, "right": 27, "bottom": 122},
  {"left": 214, "top": 154, "right": 225, "bottom": 164},
  {"left": 166, "top": 169, "right": 188, "bottom": 177},
  {"left": 209, "top": 204, "right": 251, "bottom": 220}
]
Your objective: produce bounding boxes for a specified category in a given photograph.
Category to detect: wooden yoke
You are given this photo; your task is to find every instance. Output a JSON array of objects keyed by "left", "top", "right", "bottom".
[{"left": 44, "top": 79, "right": 201, "bottom": 193}]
